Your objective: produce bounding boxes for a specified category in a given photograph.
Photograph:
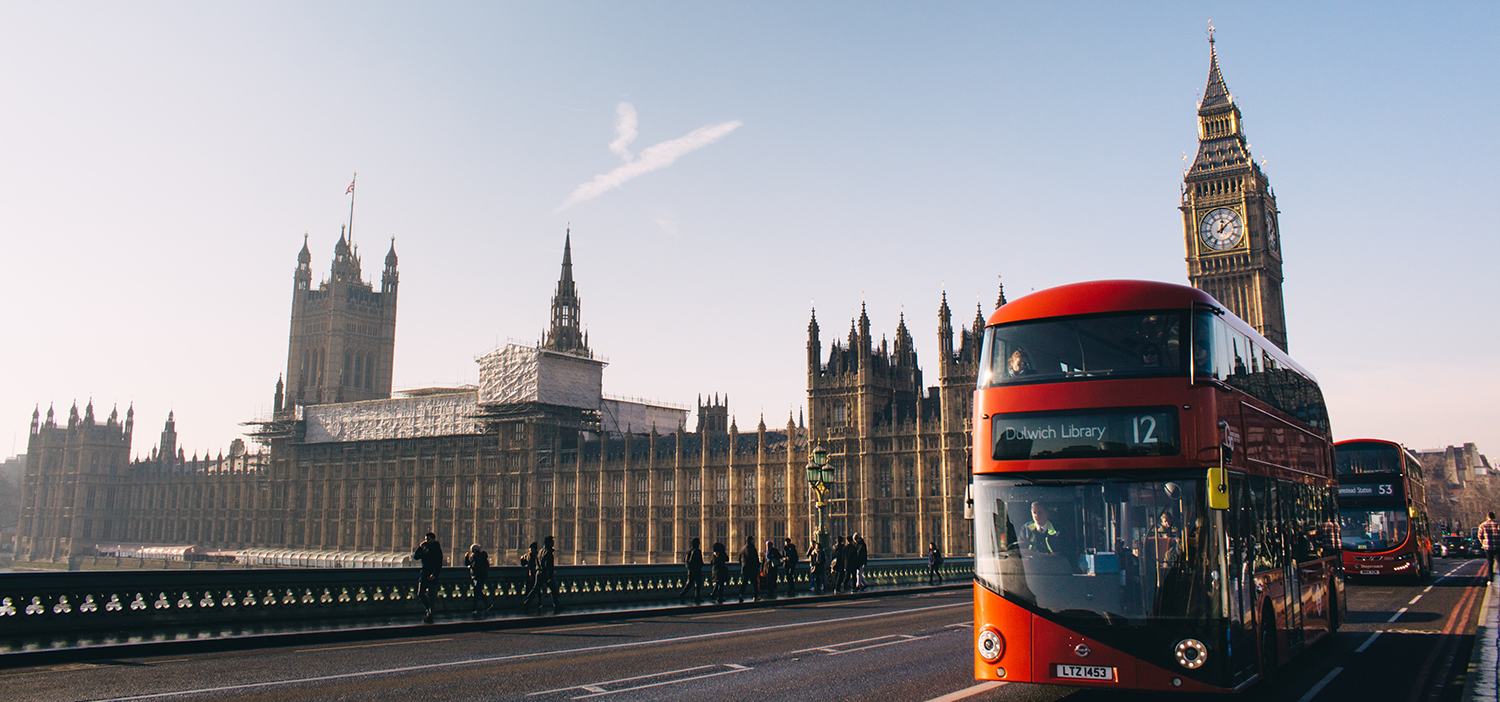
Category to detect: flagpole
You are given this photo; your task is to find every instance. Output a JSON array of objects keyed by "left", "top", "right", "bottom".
[{"left": 347, "top": 172, "right": 357, "bottom": 246}]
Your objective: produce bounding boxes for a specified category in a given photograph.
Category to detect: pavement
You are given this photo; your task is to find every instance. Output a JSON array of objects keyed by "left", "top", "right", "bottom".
[{"left": 1465, "top": 575, "right": 1500, "bottom": 702}]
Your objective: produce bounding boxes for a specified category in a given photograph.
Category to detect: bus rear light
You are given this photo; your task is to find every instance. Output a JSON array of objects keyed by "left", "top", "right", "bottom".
[
  {"left": 977, "top": 629, "right": 1005, "bottom": 662},
  {"left": 1174, "top": 639, "right": 1208, "bottom": 669}
]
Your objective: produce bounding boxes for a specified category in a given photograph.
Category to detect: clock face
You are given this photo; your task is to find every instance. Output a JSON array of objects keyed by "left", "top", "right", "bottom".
[
  {"left": 1200, "top": 208, "right": 1244, "bottom": 251},
  {"left": 1264, "top": 209, "right": 1279, "bottom": 251}
]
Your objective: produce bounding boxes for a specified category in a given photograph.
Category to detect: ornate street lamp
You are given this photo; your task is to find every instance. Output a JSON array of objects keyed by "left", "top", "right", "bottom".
[{"left": 805, "top": 444, "right": 835, "bottom": 550}]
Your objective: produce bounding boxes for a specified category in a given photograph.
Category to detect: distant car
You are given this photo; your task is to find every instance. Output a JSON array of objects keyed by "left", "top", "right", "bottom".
[{"left": 1440, "top": 536, "right": 1471, "bottom": 557}]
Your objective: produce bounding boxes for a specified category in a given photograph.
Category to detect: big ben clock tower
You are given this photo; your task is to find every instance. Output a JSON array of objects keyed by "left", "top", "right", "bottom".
[{"left": 1181, "top": 27, "right": 1288, "bottom": 351}]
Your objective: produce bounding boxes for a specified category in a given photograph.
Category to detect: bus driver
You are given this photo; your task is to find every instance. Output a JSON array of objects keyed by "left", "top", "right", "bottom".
[{"left": 1022, "top": 502, "right": 1063, "bottom": 554}]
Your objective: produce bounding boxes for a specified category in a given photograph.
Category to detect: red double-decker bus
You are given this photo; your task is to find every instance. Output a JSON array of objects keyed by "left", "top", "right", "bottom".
[
  {"left": 971, "top": 280, "right": 1341, "bottom": 693},
  {"left": 1336, "top": 439, "right": 1432, "bottom": 579}
]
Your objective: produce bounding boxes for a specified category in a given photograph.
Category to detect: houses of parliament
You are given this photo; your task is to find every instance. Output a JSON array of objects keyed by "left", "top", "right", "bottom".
[{"left": 14, "top": 35, "right": 1291, "bottom": 567}]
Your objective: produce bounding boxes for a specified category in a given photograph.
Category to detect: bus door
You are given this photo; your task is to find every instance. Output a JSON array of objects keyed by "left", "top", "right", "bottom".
[{"left": 1275, "top": 481, "right": 1305, "bottom": 649}]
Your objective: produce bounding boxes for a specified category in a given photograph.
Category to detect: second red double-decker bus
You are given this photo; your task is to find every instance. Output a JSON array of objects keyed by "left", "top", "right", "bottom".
[
  {"left": 1336, "top": 439, "right": 1432, "bottom": 579},
  {"left": 971, "top": 280, "right": 1341, "bottom": 693}
]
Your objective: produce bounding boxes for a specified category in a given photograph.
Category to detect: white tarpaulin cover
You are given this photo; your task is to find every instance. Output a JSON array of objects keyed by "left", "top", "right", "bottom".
[
  {"left": 477, "top": 343, "right": 604, "bottom": 409},
  {"left": 303, "top": 391, "right": 481, "bottom": 443},
  {"left": 601, "top": 398, "right": 688, "bottom": 434}
]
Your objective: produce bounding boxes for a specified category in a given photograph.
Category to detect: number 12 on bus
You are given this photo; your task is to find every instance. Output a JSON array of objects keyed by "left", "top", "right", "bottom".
[{"left": 971, "top": 280, "right": 1340, "bottom": 693}]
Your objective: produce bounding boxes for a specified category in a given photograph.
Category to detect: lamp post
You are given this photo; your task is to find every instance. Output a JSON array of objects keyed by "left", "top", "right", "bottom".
[{"left": 805, "top": 444, "right": 835, "bottom": 551}]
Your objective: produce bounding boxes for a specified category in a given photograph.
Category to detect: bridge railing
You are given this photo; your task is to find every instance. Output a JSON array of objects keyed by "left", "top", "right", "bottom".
[{"left": 0, "top": 558, "right": 973, "bottom": 636}]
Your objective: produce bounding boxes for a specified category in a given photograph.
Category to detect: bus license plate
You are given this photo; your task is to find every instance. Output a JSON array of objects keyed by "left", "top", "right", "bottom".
[
  {"left": 1056, "top": 664, "right": 1116, "bottom": 681},
  {"left": 1361, "top": 569, "right": 1379, "bottom": 575}
]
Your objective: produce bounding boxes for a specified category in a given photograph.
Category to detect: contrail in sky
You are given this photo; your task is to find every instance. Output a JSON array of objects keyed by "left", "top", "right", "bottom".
[{"left": 559, "top": 102, "right": 741, "bottom": 210}]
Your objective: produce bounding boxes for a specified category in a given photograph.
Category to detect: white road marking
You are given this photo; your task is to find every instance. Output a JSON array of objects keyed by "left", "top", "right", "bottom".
[
  {"left": 1408, "top": 594, "right": 1423, "bottom": 605},
  {"left": 571, "top": 664, "right": 752, "bottom": 699},
  {"left": 91, "top": 600, "right": 967, "bottom": 701},
  {"left": 828, "top": 635, "right": 929, "bottom": 655},
  {"left": 1296, "top": 666, "right": 1342, "bottom": 702},
  {"left": 528, "top": 664, "right": 716, "bottom": 696},
  {"left": 945, "top": 622, "right": 973, "bottom": 628},
  {"left": 1388, "top": 607, "right": 1408, "bottom": 623},
  {"left": 792, "top": 634, "right": 907, "bottom": 654},
  {"left": 1354, "top": 632, "right": 1381, "bottom": 653},
  {"left": 295, "top": 638, "right": 452, "bottom": 653},
  {"left": 1423, "top": 585, "right": 1435, "bottom": 593},
  {"left": 923, "top": 681, "right": 1006, "bottom": 702}
]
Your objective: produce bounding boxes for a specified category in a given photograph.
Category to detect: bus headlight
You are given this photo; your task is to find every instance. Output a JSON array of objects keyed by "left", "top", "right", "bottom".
[
  {"left": 1174, "top": 638, "right": 1208, "bottom": 669},
  {"left": 977, "top": 629, "right": 1005, "bottom": 662}
]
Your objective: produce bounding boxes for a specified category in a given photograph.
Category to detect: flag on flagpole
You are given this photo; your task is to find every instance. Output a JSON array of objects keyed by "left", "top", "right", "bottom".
[{"left": 346, "top": 174, "right": 356, "bottom": 195}]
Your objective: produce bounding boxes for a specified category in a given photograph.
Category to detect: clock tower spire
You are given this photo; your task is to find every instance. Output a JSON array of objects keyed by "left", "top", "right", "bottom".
[{"left": 1181, "top": 25, "right": 1288, "bottom": 351}]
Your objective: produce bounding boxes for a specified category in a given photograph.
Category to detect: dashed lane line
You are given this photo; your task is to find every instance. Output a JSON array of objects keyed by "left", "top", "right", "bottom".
[
  {"left": 1296, "top": 667, "right": 1343, "bottom": 702},
  {"left": 1389, "top": 607, "right": 1409, "bottom": 623},
  {"left": 86, "top": 600, "right": 967, "bottom": 701},
  {"left": 527, "top": 664, "right": 718, "bottom": 696},
  {"left": 571, "top": 664, "right": 753, "bottom": 699},
  {"left": 923, "top": 681, "right": 1006, "bottom": 702},
  {"left": 1409, "top": 594, "right": 1424, "bottom": 605},
  {"left": 1355, "top": 632, "right": 1382, "bottom": 653}
]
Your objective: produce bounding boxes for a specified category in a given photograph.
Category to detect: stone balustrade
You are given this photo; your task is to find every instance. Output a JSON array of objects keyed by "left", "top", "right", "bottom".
[{"left": 0, "top": 558, "right": 971, "bottom": 636}]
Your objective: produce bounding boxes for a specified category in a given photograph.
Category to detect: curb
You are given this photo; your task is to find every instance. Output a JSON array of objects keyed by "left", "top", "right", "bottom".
[
  {"left": 0, "top": 582, "right": 970, "bottom": 669},
  {"left": 1464, "top": 579, "right": 1500, "bottom": 702}
]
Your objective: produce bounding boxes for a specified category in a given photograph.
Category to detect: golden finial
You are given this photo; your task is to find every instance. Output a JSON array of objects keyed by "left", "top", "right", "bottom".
[{"left": 1207, "top": 19, "right": 1215, "bottom": 46}]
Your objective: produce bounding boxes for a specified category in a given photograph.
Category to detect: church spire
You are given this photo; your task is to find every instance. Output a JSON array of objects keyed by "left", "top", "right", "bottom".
[{"left": 543, "top": 228, "right": 589, "bottom": 356}]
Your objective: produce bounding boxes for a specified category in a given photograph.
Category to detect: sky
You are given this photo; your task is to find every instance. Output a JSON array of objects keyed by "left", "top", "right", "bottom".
[{"left": 1, "top": 3, "right": 1496, "bottom": 462}]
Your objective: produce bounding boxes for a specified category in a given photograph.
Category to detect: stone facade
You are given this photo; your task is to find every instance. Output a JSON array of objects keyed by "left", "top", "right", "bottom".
[{"left": 15, "top": 232, "right": 983, "bottom": 567}]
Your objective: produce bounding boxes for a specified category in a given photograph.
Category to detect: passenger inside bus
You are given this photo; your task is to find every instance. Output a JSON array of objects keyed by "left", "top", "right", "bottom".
[
  {"left": 1006, "top": 349, "right": 1035, "bottom": 378},
  {"left": 1140, "top": 343, "right": 1161, "bottom": 368}
]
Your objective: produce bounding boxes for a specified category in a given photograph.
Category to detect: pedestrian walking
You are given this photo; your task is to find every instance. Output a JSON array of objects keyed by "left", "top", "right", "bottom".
[
  {"left": 738, "top": 536, "right": 762, "bottom": 602},
  {"left": 710, "top": 541, "right": 731, "bottom": 604},
  {"left": 808, "top": 541, "right": 826, "bottom": 595},
  {"left": 1481, "top": 513, "right": 1500, "bottom": 581},
  {"left": 762, "top": 539, "right": 782, "bottom": 598},
  {"left": 679, "top": 537, "right": 705, "bottom": 604},
  {"left": 831, "top": 535, "right": 848, "bottom": 593},
  {"left": 413, "top": 531, "right": 443, "bottom": 623},
  {"left": 523, "top": 535, "right": 561, "bottom": 612},
  {"left": 783, "top": 538, "right": 800, "bottom": 596},
  {"left": 853, "top": 533, "right": 869, "bottom": 591},
  {"left": 519, "top": 541, "right": 540, "bottom": 600},
  {"left": 465, "top": 543, "right": 493, "bottom": 614},
  {"left": 926, "top": 542, "right": 944, "bottom": 585}
]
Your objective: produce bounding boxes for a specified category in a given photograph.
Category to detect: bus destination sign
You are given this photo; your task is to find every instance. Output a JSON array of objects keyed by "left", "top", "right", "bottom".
[
  {"left": 991, "top": 408, "right": 1179, "bottom": 460},
  {"left": 1338, "top": 483, "right": 1401, "bottom": 499}
]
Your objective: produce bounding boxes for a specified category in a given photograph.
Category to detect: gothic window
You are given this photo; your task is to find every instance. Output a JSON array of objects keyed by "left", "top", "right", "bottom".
[
  {"left": 560, "top": 522, "right": 575, "bottom": 551},
  {"left": 879, "top": 464, "right": 893, "bottom": 498},
  {"left": 634, "top": 522, "right": 648, "bottom": 552},
  {"left": 903, "top": 464, "right": 916, "bottom": 497},
  {"left": 742, "top": 474, "right": 756, "bottom": 505},
  {"left": 587, "top": 475, "right": 600, "bottom": 507},
  {"left": 421, "top": 483, "right": 432, "bottom": 509},
  {"left": 832, "top": 404, "right": 848, "bottom": 427},
  {"left": 880, "top": 518, "right": 893, "bottom": 553},
  {"left": 343, "top": 350, "right": 352, "bottom": 386},
  {"left": 906, "top": 518, "right": 918, "bottom": 554},
  {"left": 86, "top": 486, "right": 96, "bottom": 509},
  {"left": 772, "top": 472, "right": 785, "bottom": 504},
  {"left": 464, "top": 482, "right": 475, "bottom": 508},
  {"left": 540, "top": 479, "right": 553, "bottom": 508},
  {"left": 608, "top": 523, "right": 623, "bottom": 552},
  {"left": 636, "top": 476, "right": 649, "bottom": 506},
  {"left": 657, "top": 521, "right": 674, "bottom": 552},
  {"left": 660, "top": 473, "right": 675, "bottom": 506},
  {"left": 610, "top": 475, "right": 624, "bottom": 507},
  {"left": 484, "top": 481, "right": 497, "bottom": 508}
]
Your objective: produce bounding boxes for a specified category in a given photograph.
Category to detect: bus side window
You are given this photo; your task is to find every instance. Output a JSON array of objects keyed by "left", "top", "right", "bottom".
[{"left": 1250, "top": 476, "right": 1275, "bottom": 570}]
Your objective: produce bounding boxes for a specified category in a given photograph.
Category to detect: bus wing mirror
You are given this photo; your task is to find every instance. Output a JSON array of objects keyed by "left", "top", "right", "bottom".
[
  {"left": 1207, "top": 466, "right": 1229, "bottom": 510},
  {"left": 964, "top": 484, "right": 975, "bottom": 520}
]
